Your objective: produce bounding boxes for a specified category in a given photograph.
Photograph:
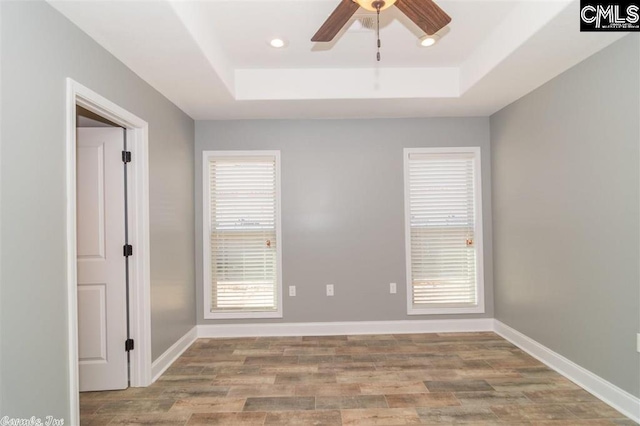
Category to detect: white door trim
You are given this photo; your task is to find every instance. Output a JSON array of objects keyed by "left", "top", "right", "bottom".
[{"left": 65, "top": 78, "right": 152, "bottom": 425}]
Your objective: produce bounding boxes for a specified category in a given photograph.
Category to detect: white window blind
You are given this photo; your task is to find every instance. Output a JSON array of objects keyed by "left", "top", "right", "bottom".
[
  {"left": 405, "top": 148, "right": 484, "bottom": 314},
  {"left": 204, "top": 152, "right": 281, "bottom": 318}
]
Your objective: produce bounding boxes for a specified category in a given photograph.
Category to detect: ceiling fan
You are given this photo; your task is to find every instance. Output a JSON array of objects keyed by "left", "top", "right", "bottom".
[{"left": 311, "top": 0, "right": 451, "bottom": 61}]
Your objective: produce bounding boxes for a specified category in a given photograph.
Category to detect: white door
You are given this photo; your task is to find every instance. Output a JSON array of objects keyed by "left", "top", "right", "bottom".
[{"left": 77, "top": 127, "right": 128, "bottom": 391}]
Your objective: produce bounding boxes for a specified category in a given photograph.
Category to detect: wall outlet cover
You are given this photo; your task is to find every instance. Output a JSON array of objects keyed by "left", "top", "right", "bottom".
[
  {"left": 390, "top": 282, "right": 397, "bottom": 294},
  {"left": 289, "top": 286, "right": 296, "bottom": 297},
  {"left": 326, "top": 284, "right": 334, "bottom": 296}
]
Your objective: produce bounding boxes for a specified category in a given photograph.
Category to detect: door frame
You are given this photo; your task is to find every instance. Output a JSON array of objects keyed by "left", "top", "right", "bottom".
[{"left": 65, "top": 78, "right": 152, "bottom": 424}]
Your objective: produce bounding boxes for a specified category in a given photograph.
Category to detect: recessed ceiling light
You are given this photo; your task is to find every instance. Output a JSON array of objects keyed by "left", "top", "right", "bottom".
[
  {"left": 419, "top": 35, "right": 439, "bottom": 47},
  {"left": 269, "top": 38, "right": 286, "bottom": 48}
]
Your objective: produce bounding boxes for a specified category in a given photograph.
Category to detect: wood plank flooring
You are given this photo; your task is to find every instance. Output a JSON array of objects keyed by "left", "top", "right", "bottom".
[{"left": 80, "top": 332, "right": 636, "bottom": 425}]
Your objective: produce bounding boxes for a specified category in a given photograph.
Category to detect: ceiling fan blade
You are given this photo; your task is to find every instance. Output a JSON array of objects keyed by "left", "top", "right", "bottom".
[
  {"left": 311, "top": 0, "right": 360, "bottom": 42},
  {"left": 395, "top": 0, "right": 451, "bottom": 35}
]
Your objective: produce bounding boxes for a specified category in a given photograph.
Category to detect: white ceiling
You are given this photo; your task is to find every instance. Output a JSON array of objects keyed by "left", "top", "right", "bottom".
[
  {"left": 205, "top": 1, "right": 518, "bottom": 68},
  {"left": 50, "top": 0, "right": 625, "bottom": 119}
]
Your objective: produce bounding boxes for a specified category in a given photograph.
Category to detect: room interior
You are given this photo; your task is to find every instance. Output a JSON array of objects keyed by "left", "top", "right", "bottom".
[{"left": 0, "top": 0, "right": 638, "bottom": 424}]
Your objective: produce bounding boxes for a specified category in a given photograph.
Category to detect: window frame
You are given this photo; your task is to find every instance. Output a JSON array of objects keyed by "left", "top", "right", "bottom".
[
  {"left": 202, "top": 150, "right": 283, "bottom": 319},
  {"left": 403, "top": 147, "right": 485, "bottom": 315}
]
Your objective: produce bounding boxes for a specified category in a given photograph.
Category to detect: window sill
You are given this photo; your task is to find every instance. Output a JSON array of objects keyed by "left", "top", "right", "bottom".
[
  {"left": 204, "top": 310, "right": 283, "bottom": 320},
  {"left": 408, "top": 305, "right": 485, "bottom": 315}
]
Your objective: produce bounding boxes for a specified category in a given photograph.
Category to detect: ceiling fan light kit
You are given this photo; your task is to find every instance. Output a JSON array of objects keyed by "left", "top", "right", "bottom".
[
  {"left": 311, "top": 0, "right": 451, "bottom": 61},
  {"left": 354, "top": 0, "right": 396, "bottom": 12}
]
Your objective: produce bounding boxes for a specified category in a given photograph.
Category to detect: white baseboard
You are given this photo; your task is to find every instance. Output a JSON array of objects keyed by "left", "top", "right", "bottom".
[
  {"left": 197, "top": 318, "right": 494, "bottom": 338},
  {"left": 151, "top": 326, "right": 197, "bottom": 383},
  {"left": 494, "top": 320, "right": 640, "bottom": 423}
]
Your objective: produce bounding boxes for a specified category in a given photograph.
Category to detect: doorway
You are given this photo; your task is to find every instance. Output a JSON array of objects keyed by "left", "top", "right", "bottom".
[{"left": 66, "top": 79, "right": 152, "bottom": 424}]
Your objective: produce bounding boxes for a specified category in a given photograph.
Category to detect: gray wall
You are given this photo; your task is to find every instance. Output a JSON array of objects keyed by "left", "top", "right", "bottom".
[
  {"left": 491, "top": 35, "right": 640, "bottom": 397},
  {"left": 196, "top": 118, "right": 493, "bottom": 324},
  {"left": 0, "top": 1, "right": 196, "bottom": 419}
]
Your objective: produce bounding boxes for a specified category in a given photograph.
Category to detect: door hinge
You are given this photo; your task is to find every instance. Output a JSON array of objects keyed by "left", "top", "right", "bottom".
[
  {"left": 123, "top": 244, "right": 133, "bottom": 257},
  {"left": 122, "top": 151, "right": 132, "bottom": 163},
  {"left": 125, "top": 338, "right": 135, "bottom": 352}
]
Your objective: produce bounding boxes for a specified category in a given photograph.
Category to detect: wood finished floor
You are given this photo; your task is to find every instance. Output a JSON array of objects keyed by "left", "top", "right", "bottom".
[{"left": 80, "top": 332, "right": 636, "bottom": 425}]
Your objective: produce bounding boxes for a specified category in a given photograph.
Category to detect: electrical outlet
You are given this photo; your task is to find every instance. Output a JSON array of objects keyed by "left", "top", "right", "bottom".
[
  {"left": 390, "top": 282, "right": 397, "bottom": 294},
  {"left": 289, "top": 286, "right": 296, "bottom": 297},
  {"left": 326, "top": 284, "right": 334, "bottom": 296}
]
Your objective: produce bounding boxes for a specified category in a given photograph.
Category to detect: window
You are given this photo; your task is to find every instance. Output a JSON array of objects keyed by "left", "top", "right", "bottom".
[
  {"left": 203, "top": 151, "right": 282, "bottom": 319},
  {"left": 404, "top": 147, "right": 484, "bottom": 315}
]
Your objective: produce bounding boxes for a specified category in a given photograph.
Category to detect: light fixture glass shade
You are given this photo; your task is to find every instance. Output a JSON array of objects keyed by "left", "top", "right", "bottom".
[{"left": 355, "top": 0, "right": 397, "bottom": 12}]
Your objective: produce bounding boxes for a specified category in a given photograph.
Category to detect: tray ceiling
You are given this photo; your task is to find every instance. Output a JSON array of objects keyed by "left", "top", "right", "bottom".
[{"left": 50, "top": 0, "right": 625, "bottom": 119}]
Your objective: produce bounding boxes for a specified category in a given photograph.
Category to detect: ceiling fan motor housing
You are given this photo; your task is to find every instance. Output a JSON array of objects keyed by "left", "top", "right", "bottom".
[{"left": 355, "top": 0, "right": 397, "bottom": 12}]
